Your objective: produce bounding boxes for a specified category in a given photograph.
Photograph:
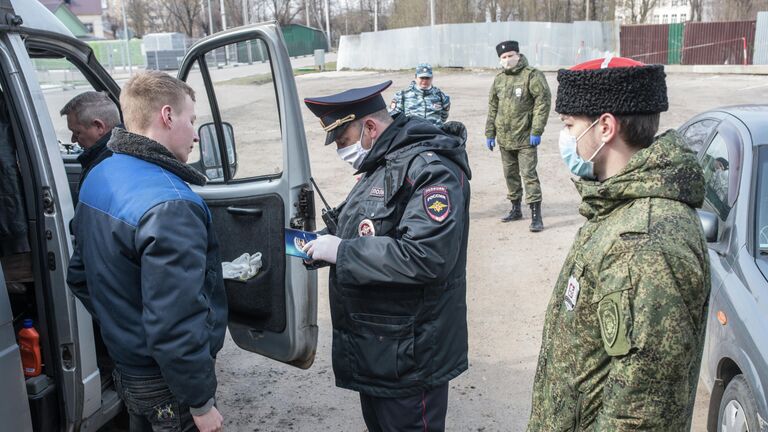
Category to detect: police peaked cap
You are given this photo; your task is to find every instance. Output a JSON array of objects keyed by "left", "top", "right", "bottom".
[
  {"left": 556, "top": 57, "right": 669, "bottom": 116},
  {"left": 496, "top": 40, "right": 519, "bottom": 57},
  {"left": 304, "top": 81, "right": 393, "bottom": 145}
]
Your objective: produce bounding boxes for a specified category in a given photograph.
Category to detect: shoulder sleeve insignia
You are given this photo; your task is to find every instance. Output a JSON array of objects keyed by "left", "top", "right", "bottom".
[
  {"left": 598, "top": 291, "right": 630, "bottom": 356},
  {"left": 598, "top": 299, "right": 619, "bottom": 347},
  {"left": 423, "top": 185, "right": 450, "bottom": 222}
]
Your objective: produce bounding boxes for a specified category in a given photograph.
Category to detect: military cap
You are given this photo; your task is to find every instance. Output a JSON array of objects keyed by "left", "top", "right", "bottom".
[
  {"left": 304, "top": 81, "right": 393, "bottom": 145},
  {"left": 415, "top": 63, "right": 433, "bottom": 78},
  {"left": 556, "top": 56, "right": 668, "bottom": 116},
  {"left": 496, "top": 40, "right": 519, "bottom": 57}
]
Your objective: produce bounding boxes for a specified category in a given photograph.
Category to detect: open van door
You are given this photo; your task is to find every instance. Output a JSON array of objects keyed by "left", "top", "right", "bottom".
[{"left": 176, "top": 23, "right": 317, "bottom": 368}]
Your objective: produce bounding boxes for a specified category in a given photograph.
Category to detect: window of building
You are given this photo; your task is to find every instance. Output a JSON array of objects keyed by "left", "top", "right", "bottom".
[
  {"left": 672, "top": 14, "right": 678, "bottom": 22},
  {"left": 681, "top": 13, "right": 687, "bottom": 22},
  {"left": 672, "top": 0, "right": 678, "bottom": 5},
  {"left": 663, "top": 14, "right": 669, "bottom": 23}
]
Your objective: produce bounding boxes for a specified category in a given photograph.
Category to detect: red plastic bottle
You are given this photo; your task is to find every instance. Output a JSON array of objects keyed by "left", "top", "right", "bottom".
[{"left": 18, "top": 319, "right": 42, "bottom": 377}]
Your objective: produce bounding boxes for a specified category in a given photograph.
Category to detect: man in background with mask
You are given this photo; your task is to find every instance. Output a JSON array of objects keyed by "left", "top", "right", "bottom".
[
  {"left": 303, "top": 81, "right": 471, "bottom": 432},
  {"left": 485, "top": 40, "right": 551, "bottom": 231},
  {"left": 526, "top": 57, "right": 710, "bottom": 431},
  {"left": 390, "top": 63, "right": 451, "bottom": 127}
]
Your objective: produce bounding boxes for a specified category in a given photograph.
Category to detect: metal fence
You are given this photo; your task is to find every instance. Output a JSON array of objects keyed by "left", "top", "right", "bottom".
[
  {"left": 621, "top": 20, "right": 758, "bottom": 65},
  {"left": 337, "top": 21, "right": 619, "bottom": 69}
]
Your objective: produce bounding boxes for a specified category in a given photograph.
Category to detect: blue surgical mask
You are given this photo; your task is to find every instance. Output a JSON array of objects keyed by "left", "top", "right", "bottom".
[{"left": 558, "top": 119, "right": 606, "bottom": 180}]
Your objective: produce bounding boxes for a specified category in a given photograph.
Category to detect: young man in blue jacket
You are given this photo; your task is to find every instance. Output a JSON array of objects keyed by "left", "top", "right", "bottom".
[{"left": 67, "top": 71, "right": 226, "bottom": 432}]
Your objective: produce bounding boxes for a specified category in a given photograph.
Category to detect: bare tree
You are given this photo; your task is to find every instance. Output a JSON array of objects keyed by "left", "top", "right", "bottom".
[
  {"left": 125, "top": 0, "right": 152, "bottom": 37},
  {"left": 164, "top": 0, "right": 203, "bottom": 36},
  {"left": 687, "top": 0, "right": 703, "bottom": 21},
  {"left": 712, "top": 0, "right": 768, "bottom": 20},
  {"left": 618, "top": 0, "right": 658, "bottom": 23}
]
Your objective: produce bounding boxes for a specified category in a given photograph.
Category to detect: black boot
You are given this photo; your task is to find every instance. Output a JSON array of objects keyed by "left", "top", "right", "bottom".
[
  {"left": 529, "top": 202, "right": 544, "bottom": 232},
  {"left": 501, "top": 200, "right": 523, "bottom": 222}
]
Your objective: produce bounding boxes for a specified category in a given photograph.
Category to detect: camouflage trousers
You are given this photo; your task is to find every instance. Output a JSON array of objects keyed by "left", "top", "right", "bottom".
[{"left": 499, "top": 146, "right": 542, "bottom": 204}]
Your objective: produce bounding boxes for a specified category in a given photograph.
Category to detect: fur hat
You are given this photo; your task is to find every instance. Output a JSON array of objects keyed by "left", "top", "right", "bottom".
[
  {"left": 496, "top": 41, "right": 519, "bottom": 57},
  {"left": 555, "top": 57, "right": 668, "bottom": 116}
]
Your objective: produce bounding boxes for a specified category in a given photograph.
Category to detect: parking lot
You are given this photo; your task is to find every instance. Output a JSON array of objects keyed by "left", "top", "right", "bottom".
[{"left": 190, "top": 68, "right": 768, "bottom": 431}]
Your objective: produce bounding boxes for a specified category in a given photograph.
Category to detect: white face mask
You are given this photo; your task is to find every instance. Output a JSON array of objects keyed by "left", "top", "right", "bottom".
[
  {"left": 337, "top": 125, "right": 371, "bottom": 170},
  {"left": 500, "top": 55, "right": 519, "bottom": 69}
]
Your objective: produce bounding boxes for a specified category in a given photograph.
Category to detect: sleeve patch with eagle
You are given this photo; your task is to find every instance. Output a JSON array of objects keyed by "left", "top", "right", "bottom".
[{"left": 423, "top": 185, "right": 451, "bottom": 222}]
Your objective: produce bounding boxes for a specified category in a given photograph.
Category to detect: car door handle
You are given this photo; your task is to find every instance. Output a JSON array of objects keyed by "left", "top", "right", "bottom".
[{"left": 227, "top": 206, "right": 263, "bottom": 217}]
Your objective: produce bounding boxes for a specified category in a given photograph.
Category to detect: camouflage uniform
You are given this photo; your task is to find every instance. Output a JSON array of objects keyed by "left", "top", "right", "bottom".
[
  {"left": 527, "top": 130, "right": 711, "bottom": 431},
  {"left": 390, "top": 82, "right": 451, "bottom": 127},
  {"left": 485, "top": 54, "right": 551, "bottom": 204}
]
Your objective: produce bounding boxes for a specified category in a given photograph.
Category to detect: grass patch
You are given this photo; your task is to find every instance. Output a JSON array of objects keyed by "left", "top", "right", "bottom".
[{"left": 216, "top": 62, "right": 337, "bottom": 86}]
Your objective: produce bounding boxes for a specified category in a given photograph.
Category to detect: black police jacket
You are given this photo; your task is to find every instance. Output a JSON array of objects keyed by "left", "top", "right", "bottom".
[{"left": 330, "top": 115, "right": 471, "bottom": 397}]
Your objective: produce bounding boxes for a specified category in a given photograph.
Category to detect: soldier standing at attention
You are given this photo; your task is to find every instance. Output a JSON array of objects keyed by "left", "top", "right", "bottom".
[
  {"left": 526, "top": 57, "right": 711, "bottom": 431},
  {"left": 485, "top": 40, "right": 551, "bottom": 231},
  {"left": 390, "top": 63, "right": 451, "bottom": 127}
]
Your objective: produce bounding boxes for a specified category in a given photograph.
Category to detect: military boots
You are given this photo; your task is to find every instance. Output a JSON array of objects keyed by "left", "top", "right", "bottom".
[
  {"left": 530, "top": 202, "right": 544, "bottom": 232},
  {"left": 501, "top": 200, "right": 523, "bottom": 222}
]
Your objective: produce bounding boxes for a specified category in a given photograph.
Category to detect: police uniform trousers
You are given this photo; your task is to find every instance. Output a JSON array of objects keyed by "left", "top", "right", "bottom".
[
  {"left": 359, "top": 383, "right": 449, "bottom": 432},
  {"left": 499, "top": 146, "right": 542, "bottom": 204}
]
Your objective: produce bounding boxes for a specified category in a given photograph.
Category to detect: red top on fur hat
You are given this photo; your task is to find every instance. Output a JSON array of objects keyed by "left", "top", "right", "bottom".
[
  {"left": 570, "top": 57, "right": 645, "bottom": 71},
  {"left": 555, "top": 57, "right": 668, "bottom": 116}
]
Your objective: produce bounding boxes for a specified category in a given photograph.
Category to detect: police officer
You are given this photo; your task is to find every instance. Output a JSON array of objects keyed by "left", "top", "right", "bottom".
[
  {"left": 526, "top": 57, "right": 710, "bottom": 431},
  {"left": 485, "top": 41, "right": 551, "bottom": 231},
  {"left": 390, "top": 63, "right": 451, "bottom": 127},
  {"left": 303, "top": 81, "right": 470, "bottom": 432}
]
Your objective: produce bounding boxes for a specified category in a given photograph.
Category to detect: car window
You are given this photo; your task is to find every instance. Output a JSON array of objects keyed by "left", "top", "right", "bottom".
[
  {"left": 701, "top": 133, "right": 732, "bottom": 221},
  {"left": 200, "top": 39, "right": 283, "bottom": 181},
  {"left": 28, "top": 56, "right": 106, "bottom": 155},
  {"left": 757, "top": 146, "right": 768, "bottom": 261},
  {"left": 681, "top": 118, "right": 718, "bottom": 154}
]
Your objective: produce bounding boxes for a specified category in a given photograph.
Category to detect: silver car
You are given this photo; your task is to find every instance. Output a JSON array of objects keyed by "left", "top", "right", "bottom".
[{"left": 680, "top": 105, "right": 768, "bottom": 432}]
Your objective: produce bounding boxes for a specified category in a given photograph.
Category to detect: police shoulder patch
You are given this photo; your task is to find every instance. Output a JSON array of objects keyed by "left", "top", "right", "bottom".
[{"left": 423, "top": 185, "right": 450, "bottom": 222}]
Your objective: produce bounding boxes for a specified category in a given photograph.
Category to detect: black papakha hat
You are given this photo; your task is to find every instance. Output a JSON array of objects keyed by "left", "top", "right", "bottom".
[
  {"left": 555, "top": 57, "right": 669, "bottom": 116},
  {"left": 496, "top": 41, "right": 519, "bottom": 57},
  {"left": 304, "top": 81, "right": 392, "bottom": 145}
]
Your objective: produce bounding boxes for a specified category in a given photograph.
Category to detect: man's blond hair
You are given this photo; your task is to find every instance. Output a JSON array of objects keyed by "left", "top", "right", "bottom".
[{"left": 120, "top": 71, "right": 195, "bottom": 132}]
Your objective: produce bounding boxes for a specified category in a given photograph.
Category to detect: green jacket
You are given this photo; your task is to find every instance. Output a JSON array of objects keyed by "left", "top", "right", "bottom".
[
  {"left": 485, "top": 55, "right": 551, "bottom": 150},
  {"left": 527, "top": 130, "right": 711, "bottom": 432}
]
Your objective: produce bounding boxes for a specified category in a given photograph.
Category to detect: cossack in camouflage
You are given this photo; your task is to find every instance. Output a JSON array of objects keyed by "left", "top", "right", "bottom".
[
  {"left": 526, "top": 130, "right": 711, "bottom": 432},
  {"left": 485, "top": 54, "right": 551, "bottom": 150}
]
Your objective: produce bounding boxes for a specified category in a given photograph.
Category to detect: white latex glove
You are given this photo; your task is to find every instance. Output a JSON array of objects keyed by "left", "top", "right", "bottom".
[
  {"left": 222, "top": 252, "right": 262, "bottom": 281},
  {"left": 303, "top": 235, "right": 342, "bottom": 264}
]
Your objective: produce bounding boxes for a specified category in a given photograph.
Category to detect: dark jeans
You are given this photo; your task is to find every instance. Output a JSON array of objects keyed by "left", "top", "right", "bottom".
[
  {"left": 360, "top": 383, "right": 450, "bottom": 432},
  {"left": 113, "top": 369, "right": 197, "bottom": 432}
]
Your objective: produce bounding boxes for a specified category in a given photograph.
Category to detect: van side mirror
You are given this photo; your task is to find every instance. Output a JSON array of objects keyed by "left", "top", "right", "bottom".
[
  {"left": 697, "top": 210, "right": 719, "bottom": 243},
  {"left": 198, "top": 122, "right": 237, "bottom": 181}
]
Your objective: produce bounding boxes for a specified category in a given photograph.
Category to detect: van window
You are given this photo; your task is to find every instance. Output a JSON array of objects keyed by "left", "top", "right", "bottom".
[
  {"left": 29, "top": 58, "right": 107, "bottom": 153},
  {"left": 195, "top": 39, "right": 284, "bottom": 180}
]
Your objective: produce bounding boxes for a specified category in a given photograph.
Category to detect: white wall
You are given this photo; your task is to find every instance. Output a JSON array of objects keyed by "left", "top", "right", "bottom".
[
  {"left": 755, "top": 12, "right": 768, "bottom": 65},
  {"left": 337, "top": 20, "right": 619, "bottom": 70}
]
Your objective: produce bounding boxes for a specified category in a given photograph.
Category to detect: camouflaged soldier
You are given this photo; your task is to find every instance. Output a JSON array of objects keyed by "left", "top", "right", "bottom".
[
  {"left": 485, "top": 41, "right": 551, "bottom": 232},
  {"left": 390, "top": 63, "right": 451, "bottom": 127},
  {"left": 526, "top": 57, "right": 711, "bottom": 431}
]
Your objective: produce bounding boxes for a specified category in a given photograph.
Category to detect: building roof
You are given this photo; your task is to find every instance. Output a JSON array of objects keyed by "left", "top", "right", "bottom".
[{"left": 39, "top": 0, "right": 102, "bottom": 16}]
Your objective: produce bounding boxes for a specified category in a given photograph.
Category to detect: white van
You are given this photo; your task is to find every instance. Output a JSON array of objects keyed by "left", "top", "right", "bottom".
[{"left": 0, "top": 1, "right": 318, "bottom": 430}]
